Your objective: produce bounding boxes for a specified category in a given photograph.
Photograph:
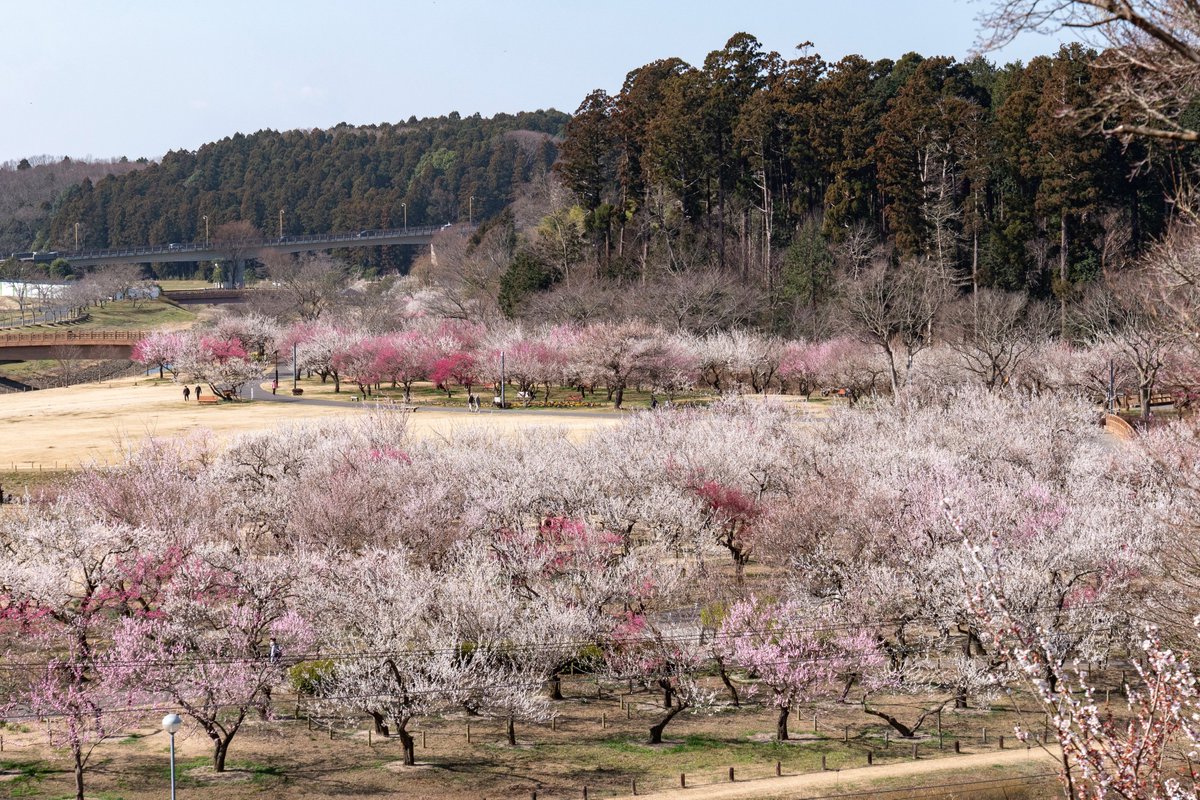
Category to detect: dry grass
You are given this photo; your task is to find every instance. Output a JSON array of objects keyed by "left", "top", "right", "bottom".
[{"left": 0, "top": 374, "right": 623, "bottom": 470}]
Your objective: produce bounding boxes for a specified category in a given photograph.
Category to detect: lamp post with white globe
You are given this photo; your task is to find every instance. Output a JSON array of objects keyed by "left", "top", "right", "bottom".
[{"left": 162, "top": 713, "right": 182, "bottom": 800}]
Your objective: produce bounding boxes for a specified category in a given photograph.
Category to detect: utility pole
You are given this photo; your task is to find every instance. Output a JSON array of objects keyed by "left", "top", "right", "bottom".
[
  {"left": 401, "top": 202, "right": 407, "bottom": 232},
  {"left": 469, "top": 195, "right": 475, "bottom": 226},
  {"left": 279, "top": 209, "right": 284, "bottom": 239},
  {"left": 500, "top": 350, "right": 506, "bottom": 409},
  {"left": 292, "top": 343, "right": 298, "bottom": 393},
  {"left": 1108, "top": 360, "right": 1116, "bottom": 413},
  {"left": 202, "top": 214, "right": 209, "bottom": 247},
  {"left": 74, "top": 222, "right": 79, "bottom": 249}
]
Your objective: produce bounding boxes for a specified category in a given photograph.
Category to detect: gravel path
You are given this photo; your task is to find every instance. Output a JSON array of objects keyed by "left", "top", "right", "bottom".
[{"left": 609, "top": 745, "right": 1061, "bottom": 800}]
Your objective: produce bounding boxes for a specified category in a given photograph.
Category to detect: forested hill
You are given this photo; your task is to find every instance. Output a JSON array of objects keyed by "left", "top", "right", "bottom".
[
  {"left": 45, "top": 110, "right": 567, "bottom": 264},
  {"left": 0, "top": 156, "right": 145, "bottom": 255},
  {"left": 555, "top": 34, "right": 1190, "bottom": 302}
]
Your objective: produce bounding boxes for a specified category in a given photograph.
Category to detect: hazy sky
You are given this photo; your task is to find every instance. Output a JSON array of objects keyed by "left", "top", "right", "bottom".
[{"left": 1, "top": 0, "right": 1069, "bottom": 164}]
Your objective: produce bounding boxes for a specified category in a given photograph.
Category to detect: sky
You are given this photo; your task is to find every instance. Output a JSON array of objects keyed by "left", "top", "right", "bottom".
[{"left": 0, "top": 0, "right": 1071, "bottom": 165}]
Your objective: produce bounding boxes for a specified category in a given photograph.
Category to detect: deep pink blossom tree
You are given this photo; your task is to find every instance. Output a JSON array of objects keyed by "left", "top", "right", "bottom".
[{"left": 428, "top": 351, "right": 478, "bottom": 399}]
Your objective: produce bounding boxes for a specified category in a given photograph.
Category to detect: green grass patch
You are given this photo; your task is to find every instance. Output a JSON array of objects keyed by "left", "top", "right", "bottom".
[
  {"left": 0, "top": 758, "right": 54, "bottom": 795},
  {"left": 155, "top": 279, "right": 212, "bottom": 290},
  {"left": 73, "top": 299, "right": 195, "bottom": 331}
]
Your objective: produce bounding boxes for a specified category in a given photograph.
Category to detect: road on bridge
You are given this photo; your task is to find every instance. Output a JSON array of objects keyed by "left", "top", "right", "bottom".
[{"left": 16, "top": 224, "right": 461, "bottom": 269}]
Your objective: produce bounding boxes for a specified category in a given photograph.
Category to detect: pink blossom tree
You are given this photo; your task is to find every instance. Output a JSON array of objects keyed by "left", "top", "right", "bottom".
[
  {"left": 112, "top": 548, "right": 312, "bottom": 772},
  {"left": 606, "top": 613, "right": 715, "bottom": 744},
  {"left": 719, "top": 597, "right": 884, "bottom": 740},
  {"left": 0, "top": 515, "right": 165, "bottom": 800},
  {"left": 177, "top": 335, "right": 264, "bottom": 398},
  {"left": 428, "top": 351, "right": 478, "bottom": 399},
  {"left": 376, "top": 330, "right": 431, "bottom": 403},
  {"left": 332, "top": 336, "right": 386, "bottom": 398},
  {"left": 131, "top": 330, "right": 186, "bottom": 379}
]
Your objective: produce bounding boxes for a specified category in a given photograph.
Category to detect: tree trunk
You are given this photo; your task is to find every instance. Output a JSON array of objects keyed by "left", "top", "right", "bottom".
[
  {"left": 549, "top": 674, "right": 564, "bottom": 701},
  {"left": 777, "top": 705, "right": 790, "bottom": 741},
  {"left": 614, "top": 386, "right": 625, "bottom": 409},
  {"left": 158, "top": 364, "right": 164, "bottom": 379},
  {"left": 1059, "top": 215, "right": 1069, "bottom": 331},
  {"left": 506, "top": 715, "right": 517, "bottom": 746},
  {"left": 397, "top": 726, "right": 415, "bottom": 766},
  {"left": 716, "top": 658, "right": 740, "bottom": 707},
  {"left": 213, "top": 734, "right": 232, "bottom": 772},
  {"left": 660, "top": 679, "right": 673, "bottom": 709},
  {"left": 649, "top": 703, "right": 685, "bottom": 744},
  {"left": 73, "top": 746, "right": 84, "bottom": 800},
  {"left": 861, "top": 705, "right": 916, "bottom": 738},
  {"left": 370, "top": 710, "right": 389, "bottom": 736}
]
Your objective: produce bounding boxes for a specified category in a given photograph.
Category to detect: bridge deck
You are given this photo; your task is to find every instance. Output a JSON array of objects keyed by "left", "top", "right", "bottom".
[
  {"left": 18, "top": 225, "right": 456, "bottom": 267},
  {"left": 0, "top": 330, "right": 145, "bottom": 361}
]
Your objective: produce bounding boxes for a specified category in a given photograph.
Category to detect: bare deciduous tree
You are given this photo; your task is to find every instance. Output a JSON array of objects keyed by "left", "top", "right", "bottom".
[
  {"left": 945, "top": 289, "right": 1053, "bottom": 390},
  {"left": 1073, "top": 271, "right": 1182, "bottom": 419},
  {"left": 980, "top": 1, "right": 1200, "bottom": 144},
  {"left": 840, "top": 261, "right": 953, "bottom": 394},
  {"left": 261, "top": 252, "right": 347, "bottom": 322}
]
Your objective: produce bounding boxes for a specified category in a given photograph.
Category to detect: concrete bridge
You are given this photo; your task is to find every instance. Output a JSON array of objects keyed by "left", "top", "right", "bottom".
[
  {"left": 0, "top": 330, "right": 144, "bottom": 361},
  {"left": 16, "top": 225, "right": 448, "bottom": 269}
]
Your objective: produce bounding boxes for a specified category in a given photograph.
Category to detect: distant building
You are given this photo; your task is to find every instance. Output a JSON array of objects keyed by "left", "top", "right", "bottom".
[{"left": 0, "top": 279, "right": 69, "bottom": 299}]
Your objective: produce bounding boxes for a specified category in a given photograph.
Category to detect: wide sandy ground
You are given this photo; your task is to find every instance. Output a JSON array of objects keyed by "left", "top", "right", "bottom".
[{"left": 0, "top": 375, "right": 623, "bottom": 470}]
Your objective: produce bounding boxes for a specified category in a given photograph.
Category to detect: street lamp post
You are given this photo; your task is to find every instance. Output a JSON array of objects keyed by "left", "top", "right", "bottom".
[
  {"left": 278, "top": 209, "right": 284, "bottom": 239},
  {"left": 469, "top": 196, "right": 475, "bottom": 226},
  {"left": 202, "top": 215, "right": 209, "bottom": 247},
  {"left": 74, "top": 222, "right": 79, "bottom": 250},
  {"left": 401, "top": 202, "right": 407, "bottom": 232},
  {"left": 162, "top": 713, "right": 182, "bottom": 800}
]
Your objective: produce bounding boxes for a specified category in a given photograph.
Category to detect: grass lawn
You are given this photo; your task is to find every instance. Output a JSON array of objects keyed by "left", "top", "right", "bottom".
[
  {"left": 73, "top": 298, "right": 195, "bottom": 330},
  {"left": 155, "top": 279, "right": 213, "bottom": 290}
]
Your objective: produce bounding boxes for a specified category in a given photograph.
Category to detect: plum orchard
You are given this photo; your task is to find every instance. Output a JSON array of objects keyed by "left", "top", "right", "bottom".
[
  {"left": 0, "top": 392, "right": 1193, "bottom": 799},
  {"left": 135, "top": 297, "right": 1199, "bottom": 413}
]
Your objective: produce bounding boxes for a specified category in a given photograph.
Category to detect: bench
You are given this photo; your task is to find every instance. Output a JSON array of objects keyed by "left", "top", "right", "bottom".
[{"left": 197, "top": 395, "right": 220, "bottom": 405}]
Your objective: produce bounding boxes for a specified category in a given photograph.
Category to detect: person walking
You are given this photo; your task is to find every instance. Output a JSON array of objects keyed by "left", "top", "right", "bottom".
[
  {"left": 183, "top": 386, "right": 191, "bottom": 402},
  {"left": 195, "top": 385, "right": 203, "bottom": 401},
  {"left": 271, "top": 378, "right": 278, "bottom": 395}
]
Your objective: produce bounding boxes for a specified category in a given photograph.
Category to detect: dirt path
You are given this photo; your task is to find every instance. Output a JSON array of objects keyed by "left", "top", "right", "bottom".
[{"left": 610, "top": 745, "right": 1061, "bottom": 800}]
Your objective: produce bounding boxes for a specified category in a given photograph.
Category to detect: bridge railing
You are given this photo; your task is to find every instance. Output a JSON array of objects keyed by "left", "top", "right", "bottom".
[
  {"left": 40, "top": 224, "right": 452, "bottom": 262},
  {"left": 0, "top": 330, "right": 146, "bottom": 346}
]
